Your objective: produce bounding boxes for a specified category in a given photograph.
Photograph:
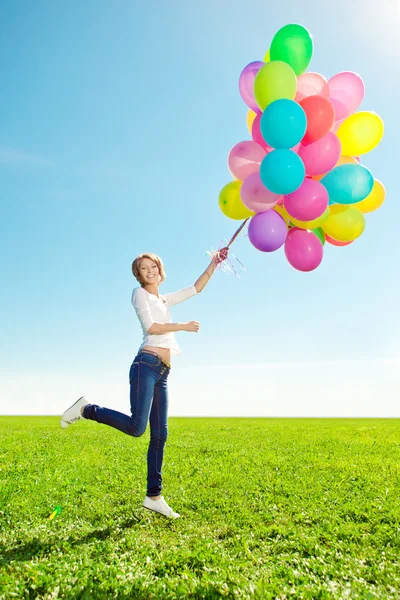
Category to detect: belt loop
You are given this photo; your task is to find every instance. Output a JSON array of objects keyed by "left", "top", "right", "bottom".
[{"left": 140, "top": 349, "right": 171, "bottom": 370}]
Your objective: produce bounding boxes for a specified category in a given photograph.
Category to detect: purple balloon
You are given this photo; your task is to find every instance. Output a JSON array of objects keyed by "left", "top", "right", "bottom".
[
  {"left": 239, "top": 61, "right": 265, "bottom": 112},
  {"left": 284, "top": 227, "right": 323, "bottom": 272},
  {"left": 248, "top": 210, "right": 288, "bottom": 252}
]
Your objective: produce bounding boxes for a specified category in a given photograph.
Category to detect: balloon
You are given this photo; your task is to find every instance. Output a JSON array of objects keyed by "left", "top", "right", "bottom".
[
  {"left": 270, "top": 24, "right": 313, "bottom": 76},
  {"left": 298, "top": 132, "right": 341, "bottom": 175},
  {"left": 354, "top": 179, "right": 386, "bottom": 213},
  {"left": 264, "top": 49, "right": 270, "bottom": 62},
  {"left": 284, "top": 227, "right": 323, "bottom": 271},
  {"left": 260, "top": 149, "right": 305, "bottom": 195},
  {"left": 325, "top": 234, "right": 353, "bottom": 246},
  {"left": 331, "top": 118, "right": 345, "bottom": 134},
  {"left": 337, "top": 111, "right": 384, "bottom": 156},
  {"left": 328, "top": 72, "right": 365, "bottom": 121},
  {"left": 300, "top": 96, "right": 335, "bottom": 144},
  {"left": 273, "top": 203, "right": 291, "bottom": 225},
  {"left": 228, "top": 141, "right": 266, "bottom": 180},
  {"left": 248, "top": 210, "right": 288, "bottom": 252},
  {"left": 260, "top": 99, "right": 307, "bottom": 149},
  {"left": 284, "top": 178, "right": 329, "bottom": 221},
  {"left": 337, "top": 155, "right": 359, "bottom": 167},
  {"left": 252, "top": 112, "right": 273, "bottom": 152},
  {"left": 254, "top": 61, "right": 297, "bottom": 111},
  {"left": 290, "top": 208, "right": 329, "bottom": 229},
  {"left": 312, "top": 154, "right": 358, "bottom": 181},
  {"left": 246, "top": 110, "right": 257, "bottom": 135},
  {"left": 239, "top": 61, "right": 265, "bottom": 112},
  {"left": 322, "top": 204, "right": 365, "bottom": 242},
  {"left": 218, "top": 181, "right": 255, "bottom": 220},
  {"left": 321, "top": 164, "right": 374, "bottom": 205},
  {"left": 295, "top": 72, "right": 329, "bottom": 102},
  {"left": 241, "top": 172, "right": 280, "bottom": 213},
  {"left": 312, "top": 227, "right": 326, "bottom": 245}
]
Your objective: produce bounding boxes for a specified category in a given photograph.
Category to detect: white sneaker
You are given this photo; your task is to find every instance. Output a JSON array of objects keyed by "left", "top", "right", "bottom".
[
  {"left": 143, "top": 496, "right": 180, "bottom": 518},
  {"left": 60, "top": 396, "right": 89, "bottom": 429}
]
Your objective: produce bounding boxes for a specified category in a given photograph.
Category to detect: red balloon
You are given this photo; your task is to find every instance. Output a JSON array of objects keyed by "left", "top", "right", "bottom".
[
  {"left": 325, "top": 234, "right": 353, "bottom": 247},
  {"left": 300, "top": 96, "right": 335, "bottom": 145}
]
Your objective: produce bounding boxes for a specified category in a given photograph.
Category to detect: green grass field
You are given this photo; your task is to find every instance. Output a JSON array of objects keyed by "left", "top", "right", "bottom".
[{"left": 1, "top": 417, "right": 399, "bottom": 599}]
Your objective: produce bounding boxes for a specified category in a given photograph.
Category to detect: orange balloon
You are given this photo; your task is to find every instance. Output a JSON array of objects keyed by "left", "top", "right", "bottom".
[
  {"left": 300, "top": 96, "right": 335, "bottom": 145},
  {"left": 325, "top": 234, "right": 353, "bottom": 247}
]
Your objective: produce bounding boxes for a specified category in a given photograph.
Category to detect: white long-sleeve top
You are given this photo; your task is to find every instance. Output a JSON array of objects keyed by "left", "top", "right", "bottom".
[{"left": 131, "top": 285, "right": 198, "bottom": 355}]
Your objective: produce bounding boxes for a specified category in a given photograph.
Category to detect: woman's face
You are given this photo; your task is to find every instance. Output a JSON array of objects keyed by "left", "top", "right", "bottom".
[{"left": 140, "top": 258, "right": 160, "bottom": 285}]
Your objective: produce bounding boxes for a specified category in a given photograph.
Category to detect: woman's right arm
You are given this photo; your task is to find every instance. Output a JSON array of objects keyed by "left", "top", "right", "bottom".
[
  {"left": 148, "top": 321, "right": 199, "bottom": 334},
  {"left": 132, "top": 289, "right": 199, "bottom": 334}
]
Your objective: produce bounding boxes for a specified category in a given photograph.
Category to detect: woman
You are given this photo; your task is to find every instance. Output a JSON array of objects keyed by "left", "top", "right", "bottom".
[{"left": 60, "top": 248, "right": 229, "bottom": 518}]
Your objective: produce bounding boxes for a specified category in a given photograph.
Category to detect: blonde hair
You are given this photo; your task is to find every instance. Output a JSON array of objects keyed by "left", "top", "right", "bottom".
[{"left": 131, "top": 253, "right": 166, "bottom": 287}]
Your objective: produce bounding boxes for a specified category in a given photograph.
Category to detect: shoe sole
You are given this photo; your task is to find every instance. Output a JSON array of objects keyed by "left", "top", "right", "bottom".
[
  {"left": 142, "top": 505, "right": 180, "bottom": 519},
  {"left": 60, "top": 396, "right": 86, "bottom": 428}
]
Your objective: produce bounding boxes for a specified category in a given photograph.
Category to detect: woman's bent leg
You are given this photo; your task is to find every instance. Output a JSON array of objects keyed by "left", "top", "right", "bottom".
[
  {"left": 82, "top": 362, "right": 157, "bottom": 437},
  {"left": 146, "top": 371, "right": 169, "bottom": 497}
]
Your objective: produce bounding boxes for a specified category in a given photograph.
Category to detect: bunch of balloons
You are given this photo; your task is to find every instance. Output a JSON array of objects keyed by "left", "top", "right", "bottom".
[{"left": 218, "top": 24, "right": 385, "bottom": 272}]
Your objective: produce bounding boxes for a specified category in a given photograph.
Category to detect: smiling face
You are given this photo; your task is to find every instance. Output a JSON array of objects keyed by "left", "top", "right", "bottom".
[
  {"left": 139, "top": 257, "right": 160, "bottom": 286},
  {"left": 131, "top": 253, "right": 166, "bottom": 288}
]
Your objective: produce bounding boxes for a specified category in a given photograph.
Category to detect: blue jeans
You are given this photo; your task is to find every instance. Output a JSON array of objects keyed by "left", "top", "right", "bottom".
[{"left": 82, "top": 350, "right": 170, "bottom": 497}]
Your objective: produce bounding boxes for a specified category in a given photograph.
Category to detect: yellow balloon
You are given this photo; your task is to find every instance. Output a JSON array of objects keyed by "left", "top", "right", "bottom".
[
  {"left": 322, "top": 204, "right": 365, "bottom": 242},
  {"left": 337, "top": 111, "right": 384, "bottom": 156},
  {"left": 273, "top": 203, "right": 290, "bottom": 225},
  {"left": 246, "top": 109, "right": 257, "bottom": 135},
  {"left": 263, "top": 49, "right": 270, "bottom": 62},
  {"left": 218, "top": 181, "right": 255, "bottom": 220},
  {"left": 354, "top": 179, "right": 386, "bottom": 214},
  {"left": 290, "top": 208, "right": 329, "bottom": 229}
]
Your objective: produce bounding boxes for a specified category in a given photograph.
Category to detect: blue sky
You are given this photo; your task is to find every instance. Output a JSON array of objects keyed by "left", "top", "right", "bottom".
[{"left": 1, "top": 0, "right": 399, "bottom": 416}]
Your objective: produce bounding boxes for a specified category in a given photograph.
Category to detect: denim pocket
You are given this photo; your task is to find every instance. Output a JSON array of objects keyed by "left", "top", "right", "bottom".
[
  {"left": 129, "top": 362, "right": 139, "bottom": 383},
  {"left": 140, "top": 353, "right": 161, "bottom": 367}
]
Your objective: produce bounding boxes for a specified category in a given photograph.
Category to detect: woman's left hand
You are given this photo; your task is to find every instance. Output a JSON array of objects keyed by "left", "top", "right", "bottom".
[{"left": 215, "top": 247, "right": 229, "bottom": 264}]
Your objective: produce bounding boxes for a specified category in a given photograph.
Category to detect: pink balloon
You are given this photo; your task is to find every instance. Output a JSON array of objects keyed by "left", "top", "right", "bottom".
[
  {"left": 284, "top": 179, "right": 329, "bottom": 222},
  {"left": 331, "top": 117, "right": 345, "bottom": 133},
  {"left": 241, "top": 172, "right": 280, "bottom": 213},
  {"left": 284, "top": 227, "right": 323, "bottom": 272},
  {"left": 328, "top": 72, "right": 365, "bottom": 121},
  {"left": 251, "top": 113, "right": 273, "bottom": 152},
  {"left": 295, "top": 72, "right": 329, "bottom": 103},
  {"left": 228, "top": 141, "right": 266, "bottom": 180},
  {"left": 298, "top": 132, "right": 342, "bottom": 176},
  {"left": 239, "top": 61, "right": 265, "bottom": 112}
]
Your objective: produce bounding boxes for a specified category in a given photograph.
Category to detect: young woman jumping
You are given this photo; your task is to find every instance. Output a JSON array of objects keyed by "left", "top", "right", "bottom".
[{"left": 60, "top": 248, "right": 228, "bottom": 518}]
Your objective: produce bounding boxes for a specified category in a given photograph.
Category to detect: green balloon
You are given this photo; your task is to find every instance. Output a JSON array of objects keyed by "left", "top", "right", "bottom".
[
  {"left": 254, "top": 61, "right": 297, "bottom": 111},
  {"left": 270, "top": 24, "right": 313, "bottom": 76},
  {"left": 312, "top": 227, "right": 326, "bottom": 245}
]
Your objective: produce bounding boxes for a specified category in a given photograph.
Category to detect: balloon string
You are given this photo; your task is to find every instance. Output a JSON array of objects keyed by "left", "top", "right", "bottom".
[
  {"left": 206, "top": 218, "right": 249, "bottom": 278},
  {"left": 226, "top": 217, "right": 250, "bottom": 247}
]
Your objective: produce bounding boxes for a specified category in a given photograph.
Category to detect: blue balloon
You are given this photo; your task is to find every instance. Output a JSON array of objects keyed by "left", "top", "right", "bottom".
[
  {"left": 260, "top": 149, "right": 305, "bottom": 195},
  {"left": 260, "top": 99, "right": 307, "bottom": 149},
  {"left": 321, "top": 164, "right": 374, "bottom": 205}
]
